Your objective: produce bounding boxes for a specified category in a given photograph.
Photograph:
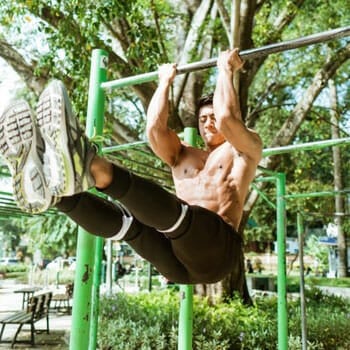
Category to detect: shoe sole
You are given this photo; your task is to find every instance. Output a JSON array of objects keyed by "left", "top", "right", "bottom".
[
  {"left": 37, "top": 81, "right": 76, "bottom": 196},
  {"left": 0, "top": 101, "right": 51, "bottom": 213}
]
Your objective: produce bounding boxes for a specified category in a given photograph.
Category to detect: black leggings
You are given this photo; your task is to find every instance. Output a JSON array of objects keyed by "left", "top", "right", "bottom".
[{"left": 56, "top": 164, "right": 243, "bottom": 284}]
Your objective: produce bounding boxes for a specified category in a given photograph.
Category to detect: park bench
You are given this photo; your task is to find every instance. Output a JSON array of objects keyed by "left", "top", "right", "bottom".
[
  {"left": 0, "top": 291, "right": 52, "bottom": 348},
  {"left": 51, "top": 283, "right": 74, "bottom": 314}
]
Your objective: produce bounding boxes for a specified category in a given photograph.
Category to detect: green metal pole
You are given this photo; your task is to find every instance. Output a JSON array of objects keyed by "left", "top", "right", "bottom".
[
  {"left": 178, "top": 127, "right": 196, "bottom": 350},
  {"left": 263, "top": 137, "right": 350, "bottom": 157},
  {"left": 276, "top": 173, "right": 288, "bottom": 350},
  {"left": 100, "top": 137, "right": 350, "bottom": 157},
  {"left": 250, "top": 183, "right": 277, "bottom": 210},
  {"left": 69, "top": 231, "right": 96, "bottom": 350},
  {"left": 297, "top": 213, "right": 308, "bottom": 350},
  {"left": 90, "top": 234, "right": 104, "bottom": 350},
  {"left": 69, "top": 49, "right": 108, "bottom": 350},
  {"left": 285, "top": 189, "right": 350, "bottom": 199},
  {"left": 178, "top": 285, "right": 193, "bottom": 350},
  {"left": 87, "top": 49, "right": 108, "bottom": 350}
]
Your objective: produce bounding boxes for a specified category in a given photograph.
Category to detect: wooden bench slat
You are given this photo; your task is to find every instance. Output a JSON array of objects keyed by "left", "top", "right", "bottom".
[
  {"left": 0, "top": 291, "right": 52, "bottom": 348},
  {"left": 1, "top": 314, "right": 32, "bottom": 323}
]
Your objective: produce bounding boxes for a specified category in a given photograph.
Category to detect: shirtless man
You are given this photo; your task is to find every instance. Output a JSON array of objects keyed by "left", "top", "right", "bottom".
[{"left": 0, "top": 49, "right": 262, "bottom": 287}]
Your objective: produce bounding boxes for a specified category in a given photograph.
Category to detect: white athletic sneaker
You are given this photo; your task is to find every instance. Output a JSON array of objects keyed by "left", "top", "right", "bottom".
[
  {"left": 36, "top": 80, "right": 96, "bottom": 197},
  {"left": 0, "top": 100, "right": 53, "bottom": 213}
]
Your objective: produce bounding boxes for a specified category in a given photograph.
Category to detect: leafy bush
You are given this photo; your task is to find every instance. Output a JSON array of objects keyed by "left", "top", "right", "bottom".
[
  {"left": 98, "top": 291, "right": 179, "bottom": 350},
  {"left": 98, "top": 288, "right": 350, "bottom": 349},
  {"left": 289, "top": 288, "right": 350, "bottom": 349},
  {"left": 306, "top": 276, "right": 350, "bottom": 288},
  {"left": 0, "top": 263, "right": 28, "bottom": 274}
]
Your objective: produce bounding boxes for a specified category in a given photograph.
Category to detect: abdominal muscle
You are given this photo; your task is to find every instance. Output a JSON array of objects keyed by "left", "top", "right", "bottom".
[{"left": 172, "top": 144, "right": 245, "bottom": 231}]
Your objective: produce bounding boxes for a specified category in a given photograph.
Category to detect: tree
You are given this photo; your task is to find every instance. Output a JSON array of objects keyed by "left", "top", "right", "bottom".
[
  {"left": 329, "top": 78, "right": 348, "bottom": 277},
  {"left": 0, "top": 0, "right": 349, "bottom": 302}
]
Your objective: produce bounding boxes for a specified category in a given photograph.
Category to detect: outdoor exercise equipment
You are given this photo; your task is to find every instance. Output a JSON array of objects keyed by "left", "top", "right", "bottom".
[
  {"left": 101, "top": 26, "right": 350, "bottom": 90},
  {"left": 257, "top": 138, "right": 350, "bottom": 350},
  {"left": 69, "top": 26, "right": 350, "bottom": 350}
]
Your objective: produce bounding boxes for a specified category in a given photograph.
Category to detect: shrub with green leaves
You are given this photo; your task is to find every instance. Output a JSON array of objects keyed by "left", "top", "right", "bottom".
[
  {"left": 98, "top": 288, "right": 350, "bottom": 349},
  {"left": 0, "top": 263, "right": 27, "bottom": 274}
]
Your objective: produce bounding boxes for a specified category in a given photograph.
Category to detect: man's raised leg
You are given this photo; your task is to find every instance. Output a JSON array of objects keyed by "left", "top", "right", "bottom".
[{"left": 37, "top": 80, "right": 191, "bottom": 235}]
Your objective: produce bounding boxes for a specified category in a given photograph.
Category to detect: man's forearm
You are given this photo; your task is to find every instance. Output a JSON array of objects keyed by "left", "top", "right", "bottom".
[
  {"left": 214, "top": 50, "right": 262, "bottom": 161},
  {"left": 146, "top": 82, "right": 171, "bottom": 134},
  {"left": 214, "top": 69, "right": 242, "bottom": 122}
]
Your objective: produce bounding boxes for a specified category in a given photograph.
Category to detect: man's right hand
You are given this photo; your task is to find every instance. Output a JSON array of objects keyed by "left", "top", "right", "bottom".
[
  {"left": 158, "top": 63, "right": 177, "bottom": 85},
  {"left": 217, "top": 49, "right": 244, "bottom": 73}
]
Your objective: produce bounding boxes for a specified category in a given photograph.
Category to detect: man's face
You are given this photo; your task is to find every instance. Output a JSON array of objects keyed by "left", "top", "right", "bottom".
[{"left": 198, "top": 105, "right": 225, "bottom": 149}]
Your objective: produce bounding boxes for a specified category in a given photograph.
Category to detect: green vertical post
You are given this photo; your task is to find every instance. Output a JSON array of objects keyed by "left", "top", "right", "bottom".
[
  {"left": 178, "top": 285, "right": 193, "bottom": 350},
  {"left": 297, "top": 213, "right": 307, "bottom": 350},
  {"left": 87, "top": 49, "right": 108, "bottom": 350},
  {"left": 69, "top": 229, "right": 96, "bottom": 350},
  {"left": 178, "top": 127, "right": 196, "bottom": 350},
  {"left": 276, "top": 173, "right": 288, "bottom": 350},
  {"left": 69, "top": 49, "right": 108, "bottom": 350}
]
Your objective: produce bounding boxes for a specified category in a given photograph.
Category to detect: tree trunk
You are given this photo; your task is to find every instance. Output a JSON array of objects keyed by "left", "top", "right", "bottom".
[{"left": 329, "top": 79, "right": 348, "bottom": 278}]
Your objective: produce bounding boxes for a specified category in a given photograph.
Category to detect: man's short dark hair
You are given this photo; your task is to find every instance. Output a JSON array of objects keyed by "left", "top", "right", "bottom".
[{"left": 198, "top": 93, "right": 214, "bottom": 110}]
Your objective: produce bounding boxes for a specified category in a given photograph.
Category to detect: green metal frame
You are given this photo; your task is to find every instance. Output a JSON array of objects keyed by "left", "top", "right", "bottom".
[
  {"left": 68, "top": 30, "right": 350, "bottom": 347},
  {"left": 255, "top": 172, "right": 288, "bottom": 350},
  {"left": 0, "top": 25, "right": 348, "bottom": 350},
  {"left": 69, "top": 49, "right": 107, "bottom": 350},
  {"left": 255, "top": 137, "right": 350, "bottom": 350},
  {"left": 178, "top": 127, "right": 197, "bottom": 350}
]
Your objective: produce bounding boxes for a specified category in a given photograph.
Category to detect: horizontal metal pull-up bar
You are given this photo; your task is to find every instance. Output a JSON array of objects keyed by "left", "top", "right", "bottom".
[
  {"left": 285, "top": 189, "right": 350, "bottom": 199},
  {"left": 102, "top": 136, "right": 350, "bottom": 156},
  {"left": 262, "top": 137, "right": 350, "bottom": 157},
  {"left": 101, "top": 26, "right": 350, "bottom": 90}
]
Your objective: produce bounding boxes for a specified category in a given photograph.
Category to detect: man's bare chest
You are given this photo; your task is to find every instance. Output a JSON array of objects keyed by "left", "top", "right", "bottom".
[{"left": 173, "top": 143, "right": 236, "bottom": 180}]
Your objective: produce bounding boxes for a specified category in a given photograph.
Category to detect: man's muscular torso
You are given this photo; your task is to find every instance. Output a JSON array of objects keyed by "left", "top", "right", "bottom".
[{"left": 172, "top": 141, "right": 257, "bottom": 231}]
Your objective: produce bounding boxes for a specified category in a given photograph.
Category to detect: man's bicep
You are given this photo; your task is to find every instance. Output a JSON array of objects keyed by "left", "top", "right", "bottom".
[
  {"left": 220, "top": 118, "right": 262, "bottom": 162},
  {"left": 148, "top": 128, "right": 183, "bottom": 167}
]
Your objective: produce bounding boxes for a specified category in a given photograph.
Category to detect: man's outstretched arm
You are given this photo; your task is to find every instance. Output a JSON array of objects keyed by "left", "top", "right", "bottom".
[
  {"left": 213, "top": 49, "right": 262, "bottom": 163},
  {"left": 146, "top": 64, "right": 183, "bottom": 167}
]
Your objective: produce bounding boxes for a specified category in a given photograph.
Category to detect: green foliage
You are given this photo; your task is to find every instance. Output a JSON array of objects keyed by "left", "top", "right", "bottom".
[
  {"left": 98, "top": 289, "right": 350, "bottom": 349},
  {"left": 290, "top": 287, "right": 350, "bottom": 349},
  {"left": 0, "top": 219, "right": 23, "bottom": 252},
  {"left": 304, "top": 235, "right": 329, "bottom": 270},
  {"left": 1, "top": 0, "right": 350, "bottom": 280},
  {"left": 244, "top": 189, "right": 277, "bottom": 244},
  {"left": 0, "top": 263, "right": 27, "bottom": 274},
  {"left": 17, "top": 213, "right": 78, "bottom": 258},
  {"left": 98, "top": 291, "right": 179, "bottom": 350},
  {"left": 306, "top": 276, "right": 350, "bottom": 288}
]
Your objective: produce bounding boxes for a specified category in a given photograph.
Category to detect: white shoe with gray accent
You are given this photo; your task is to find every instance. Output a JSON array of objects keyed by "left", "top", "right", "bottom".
[
  {"left": 36, "top": 80, "right": 96, "bottom": 197},
  {"left": 0, "top": 100, "right": 53, "bottom": 213}
]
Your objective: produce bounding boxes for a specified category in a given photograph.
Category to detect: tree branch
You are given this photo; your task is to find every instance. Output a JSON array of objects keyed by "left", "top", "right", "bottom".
[
  {"left": 150, "top": 0, "right": 169, "bottom": 62},
  {"left": 240, "top": 0, "right": 306, "bottom": 117},
  {"left": 270, "top": 43, "right": 350, "bottom": 150},
  {"left": 0, "top": 40, "right": 47, "bottom": 94},
  {"left": 214, "top": 0, "right": 231, "bottom": 43}
]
